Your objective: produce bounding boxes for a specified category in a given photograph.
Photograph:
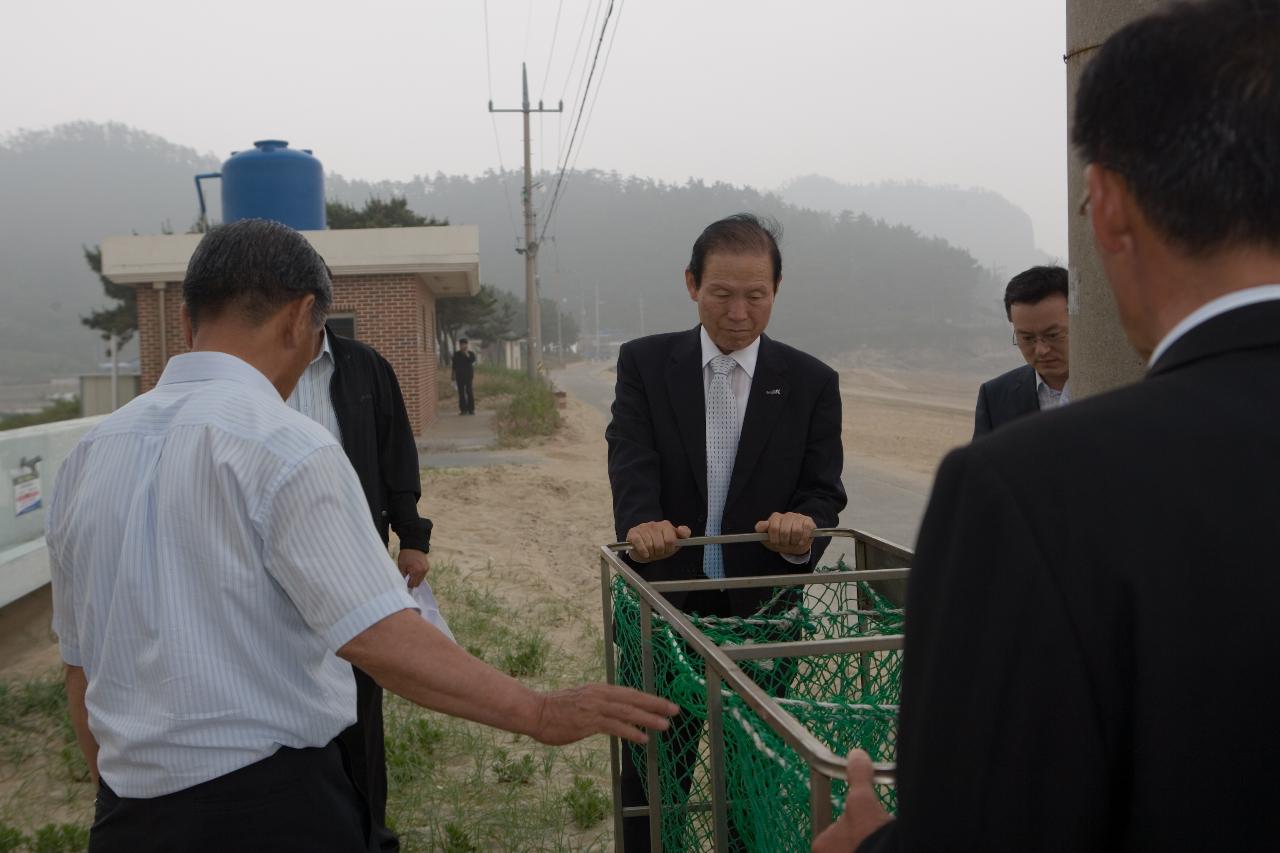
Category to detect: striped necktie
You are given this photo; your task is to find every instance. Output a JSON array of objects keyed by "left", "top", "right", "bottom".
[{"left": 704, "top": 354, "right": 740, "bottom": 579}]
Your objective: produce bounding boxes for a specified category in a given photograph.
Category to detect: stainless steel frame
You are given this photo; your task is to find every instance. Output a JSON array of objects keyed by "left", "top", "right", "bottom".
[{"left": 600, "top": 528, "right": 912, "bottom": 852}]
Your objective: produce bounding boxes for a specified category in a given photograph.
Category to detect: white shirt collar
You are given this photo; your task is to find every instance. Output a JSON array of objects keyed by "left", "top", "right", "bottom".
[
  {"left": 309, "top": 329, "right": 334, "bottom": 367},
  {"left": 1149, "top": 284, "right": 1280, "bottom": 368},
  {"left": 700, "top": 326, "right": 760, "bottom": 379},
  {"left": 156, "top": 351, "right": 281, "bottom": 401}
]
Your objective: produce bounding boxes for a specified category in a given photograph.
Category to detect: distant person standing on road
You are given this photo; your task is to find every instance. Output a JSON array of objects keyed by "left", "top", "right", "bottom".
[
  {"left": 972, "top": 265, "right": 1070, "bottom": 438},
  {"left": 451, "top": 338, "right": 476, "bottom": 415}
]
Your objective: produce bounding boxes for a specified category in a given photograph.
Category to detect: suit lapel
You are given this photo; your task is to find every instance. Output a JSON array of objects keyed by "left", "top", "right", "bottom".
[
  {"left": 726, "top": 334, "right": 788, "bottom": 511},
  {"left": 666, "top": 327, "right": 708, "bottom": 506},
  {"left": 1020, "top": 364, "right": 1040, "bottom": 413}
]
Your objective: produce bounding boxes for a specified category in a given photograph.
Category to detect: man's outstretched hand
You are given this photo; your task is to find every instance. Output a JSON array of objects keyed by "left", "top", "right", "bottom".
[
  {"left": 812, "top": 750, "right": 892, "bottom": 853},
  {"left": 397, "top": 548, "right": 430, "bottom": 588},
  {"left": 626, "top": 520, "right": 692, "bottom": 563},
  {"left": 532, "top": 684, "right": 679, "bottom": 746},
  {"left": 755, "top": 512, "right": 817, "bottom": 556}
]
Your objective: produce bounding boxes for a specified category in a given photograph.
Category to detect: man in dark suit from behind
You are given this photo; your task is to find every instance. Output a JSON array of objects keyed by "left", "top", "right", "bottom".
[
  {"left": 286, "top": 323, "right": 433, "bottom": 853},
  {"left": 818, "top": 1, "right": 1280, "bottom": 850},
  {"left": 606, "top": 213, "right": 847, "bottom": 850},
  {"left": 972, "top": 265, "right": 1070, "bottom": 438}
]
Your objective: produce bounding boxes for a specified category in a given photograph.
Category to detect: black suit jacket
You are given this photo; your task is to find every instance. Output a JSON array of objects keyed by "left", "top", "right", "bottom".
[
  {"left": 860, "top": 300, "right": 1280, "bottom": 852},
  {"left": 972, "top": 363, "right": 1039, "bottom": 438},
  {"left": 327, "top": 328, "right": 433, "bottom": 553},
  {"left": 605, "top": 327, "right": 847, "bottom": 616}
]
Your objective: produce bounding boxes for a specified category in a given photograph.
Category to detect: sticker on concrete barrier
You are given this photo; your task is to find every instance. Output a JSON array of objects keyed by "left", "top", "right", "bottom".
[{"left": 11, "top": 456, "right": 42, "bottom": 518}]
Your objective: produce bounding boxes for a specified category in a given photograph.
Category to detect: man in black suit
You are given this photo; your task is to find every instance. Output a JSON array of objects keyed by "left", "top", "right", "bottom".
[
  {"left": 607, "top": 213, "right": 846, "bottom": 850},
  {"left": 972, "top": 265, "right": 1070, "bottom": 437},
  {"left": 287, "top": 324, "right": 433, "bottom": 853},
  {"left": 451, "top": 338, "right": 476, "bottom": 415},
  {"left": 818, "top": 2, "right": 1280, "bottom": 850}
]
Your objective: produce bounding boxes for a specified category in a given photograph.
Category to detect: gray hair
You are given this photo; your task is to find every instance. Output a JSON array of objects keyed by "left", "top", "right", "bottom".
[{"left": 182, "top": 219, "right": 332, "bottom": 329}]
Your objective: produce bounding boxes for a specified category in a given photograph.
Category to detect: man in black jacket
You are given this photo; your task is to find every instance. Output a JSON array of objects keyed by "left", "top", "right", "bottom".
[
  {"left": 819, "top": 2, "right": 1280, "bottom": 850},
  {"left": 972, "top": 265, "right": 1070, "bottom": 437},
  {"left": 451, "top": 338, "right": 476, "bottom": 415},
  {"left": 287, "top": 324, "right": 432, "bottom": 853},
  {"left": 606, "top": 213, "right": 846, "bottom": 850}
]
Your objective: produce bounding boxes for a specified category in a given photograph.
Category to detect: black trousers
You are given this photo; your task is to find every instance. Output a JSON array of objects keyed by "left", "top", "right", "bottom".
[
  {"left": 619, "top": 588, "right": 799, "bottom": 852},
  {"left": 338, "top": 666, "right": 398, "bottom": 853},
  {"left": 457, "top": 378, "right": 475, "bottom": 414},
  {"left": 89, "top": 739, "right": 369, "bottom": 853}
]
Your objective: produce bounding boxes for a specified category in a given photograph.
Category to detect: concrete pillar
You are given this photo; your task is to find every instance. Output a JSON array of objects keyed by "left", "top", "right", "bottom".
[{"left": 1065, "top": 0, "right": 1161, "bottom": 397}]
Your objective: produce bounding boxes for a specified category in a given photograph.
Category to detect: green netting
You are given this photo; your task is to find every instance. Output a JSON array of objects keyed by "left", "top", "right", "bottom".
[{"left": 611, "top": 561, "right": 902, "bottom": 852}]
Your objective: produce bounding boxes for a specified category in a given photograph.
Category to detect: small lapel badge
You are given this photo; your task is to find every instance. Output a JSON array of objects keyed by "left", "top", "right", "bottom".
[{"left": 765, "top": 388, "right": 782, "bottom": 396}]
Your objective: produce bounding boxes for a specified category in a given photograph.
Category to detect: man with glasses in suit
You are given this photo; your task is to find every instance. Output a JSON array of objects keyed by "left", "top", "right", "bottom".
[{"left": 972, "top": 265, "right": 1070, "bottom": 438}]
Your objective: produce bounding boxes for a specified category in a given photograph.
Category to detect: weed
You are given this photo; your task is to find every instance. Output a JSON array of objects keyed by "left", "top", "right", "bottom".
[
  {"left": 385, "top": 716, "right": 445, "bottom": 787},
  {"left": 501, "top": 635, "right": 550, "bottom": 678},
  {"left": 493, "top": 375, "right": 560, "bottom": 446},
  {"left": 28, "top": 824, "right": 89, "bottom": 853},
  {"left": 490, "top": 750, "right": 537, "bottom": 785},
  {"left": 0, "top": 824, "right": 25, "bottom": 853},
  {"left": 441, "top": 823, "right": 480, "bottom": 853},
  {"left": 564, "top": 775, "right": 610, "bottom": 829}
]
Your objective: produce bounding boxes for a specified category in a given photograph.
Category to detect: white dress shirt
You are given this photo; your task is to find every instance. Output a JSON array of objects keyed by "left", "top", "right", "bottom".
[
  {"left": 286, "top": 329, "right": 341, "bottom": 442},
  {"left": 1148, "top": 284, "right": 1280, "bottom": 367},
  {"left": 699, "top": 327, "right": 808, "bottom": 563},
  {"left": 46, "top": 352, "right": 416, "bottom": 798},
  {"left": 1036, "top": 375, "right": 1071, "bottom": 410}
]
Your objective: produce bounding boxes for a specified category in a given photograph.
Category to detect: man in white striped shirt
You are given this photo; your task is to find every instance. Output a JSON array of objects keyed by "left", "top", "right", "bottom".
[{"left": 48, "top": 219, "right": 675, "bottom": 853}]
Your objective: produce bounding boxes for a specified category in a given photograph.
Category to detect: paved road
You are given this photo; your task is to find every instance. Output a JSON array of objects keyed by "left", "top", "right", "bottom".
[{"left": 552, "top": 362, "right": 930, "bottom": 557}]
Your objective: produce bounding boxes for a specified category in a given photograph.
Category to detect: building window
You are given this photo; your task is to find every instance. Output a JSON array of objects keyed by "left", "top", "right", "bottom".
[{"left": 329, "top": 314, "right": 356, "bottom": 339}]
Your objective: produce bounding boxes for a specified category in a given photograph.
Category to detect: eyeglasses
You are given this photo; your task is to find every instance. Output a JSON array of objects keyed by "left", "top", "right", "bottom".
[{"left": 1013, "top": 328, "right": 1069, "bottom": 349}]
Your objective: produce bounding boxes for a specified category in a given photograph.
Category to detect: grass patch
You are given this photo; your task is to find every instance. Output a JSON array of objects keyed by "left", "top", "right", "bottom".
[
  {"left": 564, "top": 776, "right": 610, "bottom": 829},
  {"left": 0, "top": 562, "right": 612, "bottom": 851},
  {"left": 0, "top": 672, "right": 91, "bottom": 846},
  {"left": 0, "top": 822, "right": 89, "bottom": 853},
  {"left": 494, "top": 377, "right": 561, "bottom": 446},
  {"left": 0, "top": 400, "right": 80, "bottom": 432},
  {"left": 501, "top": 635, "right": 550, "bottom": 678},
  {"left": 383, "top": 564, "right": 613, "bottom": 851}
]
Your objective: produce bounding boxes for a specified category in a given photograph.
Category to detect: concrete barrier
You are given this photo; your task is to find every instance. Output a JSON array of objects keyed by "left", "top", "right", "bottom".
[{"left": 0, "top": 416, "right": 105, "bottom": 609}]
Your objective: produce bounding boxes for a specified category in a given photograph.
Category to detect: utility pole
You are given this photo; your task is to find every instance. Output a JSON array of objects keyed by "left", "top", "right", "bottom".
[
  {"left": 490, "top": 63, "right": 563, "bottom": 381},
  {"left": 1065, "top": 0, "right": 1160, "bottom": 397},
  {"left": 638, "top": 295, "right": 645, "bottom": 337}
]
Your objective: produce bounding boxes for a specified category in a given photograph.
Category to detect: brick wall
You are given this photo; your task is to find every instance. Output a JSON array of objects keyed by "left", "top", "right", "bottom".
[
  {"left": 134, "top": 274, "right": 439, "bottom": 435},
  {"left": 136, "top": 283, "right": 189, "bottom": 392}
]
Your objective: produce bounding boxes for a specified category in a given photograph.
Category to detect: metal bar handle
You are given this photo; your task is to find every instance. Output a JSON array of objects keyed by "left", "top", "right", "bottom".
[{"left": 609, "top": 526, "right": 905, "bottom": 553}]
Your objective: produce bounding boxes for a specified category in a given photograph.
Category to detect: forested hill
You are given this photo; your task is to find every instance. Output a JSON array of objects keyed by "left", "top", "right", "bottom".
[
  {"left": 1, "top": 122, "right": 1016, "bottom": 381},
  {"left": 331, "top": 171, "right": 1011, "bottom": 361}
]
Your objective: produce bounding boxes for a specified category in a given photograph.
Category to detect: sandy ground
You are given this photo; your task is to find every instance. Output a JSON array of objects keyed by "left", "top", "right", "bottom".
[
  {"left": 413, "top": 397, "right": 618, "bottom": 647},
  {"left": 839, "top": 365, "right": 984, "bottom": 481}
]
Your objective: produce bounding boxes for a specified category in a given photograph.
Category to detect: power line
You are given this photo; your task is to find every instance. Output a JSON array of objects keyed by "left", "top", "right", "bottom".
[
  {"left": 540, "top": 0, "right": 618, "bottom": 242},
  {"left": 544, "top": 0, "right": 625, "bottom": 225},
  {"left": 483, "top": 0, "right": 521, "bottom": 247},
  {"left": 482, "top": 0, "right": 496, "bottom": 100},
  {"left": 558, "top": 0, "right": 601, "bottom": 137},
  {"left": 567, "top": 0, "right": 625, "bottom": 173},
  {"left": 539, "top": 0, "right": 567, "bottom": 98},
  {"left": 543, "top": 0, "right": 608, "bottom": 220}
]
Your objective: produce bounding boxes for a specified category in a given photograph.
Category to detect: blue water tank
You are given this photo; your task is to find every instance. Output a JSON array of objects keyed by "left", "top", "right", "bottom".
[{"left": 220, "top": 140, "right": 326, "bottom": 230}]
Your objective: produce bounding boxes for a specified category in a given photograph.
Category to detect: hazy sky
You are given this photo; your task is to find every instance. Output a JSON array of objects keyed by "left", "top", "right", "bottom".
[{"left": 2, "top": 0, "right": 1069, "bottom": 258}]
